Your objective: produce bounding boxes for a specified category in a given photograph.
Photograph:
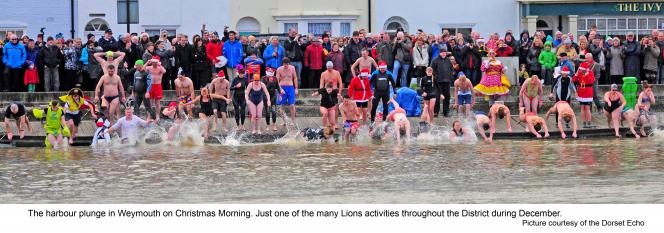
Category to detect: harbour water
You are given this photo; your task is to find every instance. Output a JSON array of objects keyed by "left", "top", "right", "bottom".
[{"left": 1, "top": 133, "right": 663, "bottom": 203}]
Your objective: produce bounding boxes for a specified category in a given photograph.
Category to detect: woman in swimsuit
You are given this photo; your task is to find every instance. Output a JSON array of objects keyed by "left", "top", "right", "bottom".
[
  {"left": 603, "top": 84, "right": 627, "bottom": 137},
  {"left": 419, "top": 67, "right": 440, "bottom": 125},
  {"left": 620, "top": 108, "right": 642, "bottom": 139},
  {"left": 312, "top": 83, "right": 339, "bottom": 128},
  {"left": 519, "top": 75, "right": 543, "bottom": 114},
  {"left": 186, "top": 87, "right": 216, "bottom": 138},
  {"left": 448, "top": 120, "right": 472, "bottom": 143},
  {"left": 245, "top": 74, "right": 271, "bottom": 134},
  {"left": 637, "top": 81, "right": 655, "bottom": 112}
]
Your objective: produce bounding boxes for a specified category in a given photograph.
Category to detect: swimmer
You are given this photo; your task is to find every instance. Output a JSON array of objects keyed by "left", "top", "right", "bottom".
[
  {"left": 448, "top": 120, "right": 472, "bottom": 143},
  {"left": 420, "top": 67, "right": 442, "bottom": 124},
  {"left": 311, "top": 83, "right": 339, "bottom": 129},
  {"left": 453, "top": 71, "right": 474, "bottom": 117},
  {"left": 519, "top": 75, "right": 543, "bottom": 114},
  {"left": 369, "top": 112, "right": 389, "bottom": 141},
  {"left": 518, "top": 107, "right": 550, "bottom": 138},
  {"left": 3, "top": 102, "right": 32, "bottom": 141},
  {"left": 174, "top": 68, "right": 196, "bottom": 118},
  {"left": 107, "top": 107, "right": 152, "bottom": 143},
  {"left": 620, "top": 108, "right": 641, "bottom": 139},
  {"left": 474, "top": 111, "right": 492, "bottom": 142},
  {"left": 489, "top": 101, "right": 512, "bottom": 133},
  {"left": 386, "top": 98, "right": 411, "bottom": 144},
  {"left": 185, "top": 87, "right": 217, "bottom": 138},
  {"left": 209, "top": 70, "right": 232, "bottom": 132},
  {"left": 603, "top": 84, "right": 626, "bottom": 137},
  {"left": 300, "top": 126, "right": 337, "bottom": 142},
  {"left": 61, "top": 88, "right": 97, "bottom": 144},
  {"left": 42, "top": 101, "right": 68, "bottom": 149},
  {"left": 636, "top": 80, "right": 655, "bottom": 112},
  {"left": 545, "top": 101, "right": 578, "bottom": 139},
  {"left": 339, "top": 95, "right": 361, "bottom": 141},
  {"left": 245, "top": 74, "right": 271, "bottom": 134}
]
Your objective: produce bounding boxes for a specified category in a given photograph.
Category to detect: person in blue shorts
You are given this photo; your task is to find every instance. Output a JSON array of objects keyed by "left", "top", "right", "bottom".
[{"left": 276, "top": 57, "right": 299, "bottom": 125}]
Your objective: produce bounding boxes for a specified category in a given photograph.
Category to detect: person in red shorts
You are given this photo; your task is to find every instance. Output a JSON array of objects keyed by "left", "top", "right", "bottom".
[{"left": 145, "top": 56, "right": 166, "bottom": 121}]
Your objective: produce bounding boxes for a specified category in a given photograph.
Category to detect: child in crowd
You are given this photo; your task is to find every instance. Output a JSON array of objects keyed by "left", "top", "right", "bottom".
[
  {"left": 24, "top": 61, "right": 39, "bottom": 92},
  {"left": 518, "top": 64, "right": 529, "bottom": 86}
]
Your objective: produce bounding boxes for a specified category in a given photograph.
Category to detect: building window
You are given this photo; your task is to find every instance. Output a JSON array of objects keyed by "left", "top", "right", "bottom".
[
  {"left": 578, "top": 16, "right": 664, "bottom": 40},
  {"left": 117, "top": 0, "right": 139, "bottom": 24},
  {"left": 340, "top": 23, "right": 351, "bottom": 37},
  {"left": 237, "top": 17, "right": 260, "bottom": 36},
  {"left": 536, "top": 20, "right": 549, "bottom": 28},
  {"left": 383, "top": 16, "right": 409, "bottom": 33},
  {"left": 84, "top": 18, "right": 110, "bottom": 39},
  {"left": 284, "top": 23, "right": 298, "bottom": 33},
  {"left": 442, "top": 27, "right": 472, "bottom": 36},
  {"left": 308, "top": 23, "right": 331, "bottom": 36},
  {"left": 0, "top": 29, "right": 24, "bottom": 40},
  {"left": 145, "top": 29, "right": 176, "bottom": 38}
]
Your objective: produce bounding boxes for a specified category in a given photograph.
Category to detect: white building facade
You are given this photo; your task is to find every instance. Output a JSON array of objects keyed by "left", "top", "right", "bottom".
[
  {"left": 0, "top": 0, "right": 74, "bottom": 40},
  {"left": 374, "top": 0, "right": 520, "bottom": 37}
]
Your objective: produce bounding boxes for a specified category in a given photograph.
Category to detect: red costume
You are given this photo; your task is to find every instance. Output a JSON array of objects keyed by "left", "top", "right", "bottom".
[
  {"left": 24, "top": 68, "right": 39, "bottom": 85},
  {"left": 572, "top": 62, "right": 595, "bottom": 103},
  {"left": 347, "top": 68, "right": 373, "bottom": 103}
]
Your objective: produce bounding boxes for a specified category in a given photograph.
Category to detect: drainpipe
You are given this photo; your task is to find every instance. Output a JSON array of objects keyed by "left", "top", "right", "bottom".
[
  {"left": 70, "top": 0, "right": 75, "bottom": 38},
  {"left": 126, "top": 0, "right": 131, "bottom": 33},
  {"left": 368, "top": 0, "right": 372, "bottom": 32}
]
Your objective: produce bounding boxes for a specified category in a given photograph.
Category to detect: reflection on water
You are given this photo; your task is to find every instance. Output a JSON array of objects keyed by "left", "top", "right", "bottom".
[{"left": 1, "top": 135, "right": 664, "bottom": 203}]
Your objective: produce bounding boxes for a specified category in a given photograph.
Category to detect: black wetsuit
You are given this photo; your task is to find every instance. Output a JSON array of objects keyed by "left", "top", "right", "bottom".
[
  {"left": 419, "top": 75, "right": 437, "bottom": 100},
  {"left": 370, "top": 71, "right": 396, "bottom": 122},
  {"left": 262, "top": 76, "right": 280, "bottom": 126},
  {"left": 318, "top": 89, "right": 339, "bottom": 109},
  {"left": 133, "top": 70, "right": 154, "bottom": 118},
  {"left": 604, "top": 98, "right": 621, "bottom": 113},
  {"left": 230, "top": 77, "right": 248, "bottom": 126}
]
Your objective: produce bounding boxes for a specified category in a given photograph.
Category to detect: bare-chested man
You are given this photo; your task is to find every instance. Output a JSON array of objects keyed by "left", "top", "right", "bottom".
[
  {"left": 545, "top": 101, "right": 578, "bottom": 139},
  {"left": 209, "top": 70, "right": 232, "bottom": 132},
  {"left": 94, "top": 51, "right": 126, "bottom": 122},
  {"left": 387, "top": 98, "right": 411, "bottom": 144},
  {"left": 94, "top": 64, "right": 126, "bottom": 123},
  {"left": 145, "top": 56, "right": 166, "bottom": 121},
  {"left": 489, "top": 101, "right": 512, "bottom": 133},
  {"left": 453, "top": 72, "right": 475, "bottom": 116},
  {"left": 174, "top": 69, "right": 196, "bottom": 117},
  {"left": 276, "top": 57, "right": 298, "bottom": 125},
  {"left": 350, "top": 48, "right": 378, "bottom": 77},
  {"left": 518, "top": 107, "right": 550, "bottom": 138},
  {"left": 339, "top": 95, "right": 361, "bottom": 141},
  {"left": 474, "top": 111, "right": 492, "bottom": 142}
]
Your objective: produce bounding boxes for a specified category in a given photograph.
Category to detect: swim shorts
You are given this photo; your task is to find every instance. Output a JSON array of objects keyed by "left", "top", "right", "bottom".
[{"left": 278, "top": 86, "right": 296, "bottom": 105}]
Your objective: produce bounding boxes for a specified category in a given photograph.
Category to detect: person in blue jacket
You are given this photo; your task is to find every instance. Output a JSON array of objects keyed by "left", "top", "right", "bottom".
[
  {"left": 223, "top": 31, "right": 244, "bottom": 82},
  {"left": 2, "top": 34, "right": 27, "bottom": 91},
  {"left": 263, "top": 36, "right": 284, "bottom": 69}
]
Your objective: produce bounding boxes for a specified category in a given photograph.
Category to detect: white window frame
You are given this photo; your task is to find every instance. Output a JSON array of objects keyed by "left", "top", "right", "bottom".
[
  {"left": 0, "top": 28, "right": 25, "bottom": 40},
  {"left": 275, "top": 15, "right": 357, "bottom": 37},
  {"left": 383, "top": 16, "right": 409, "bottom": 33},
  {"left": 578, "top": 16, "right": 664, "bottom": 40},
  {"left": 438, "top": 23, "right": 476, "bottom": 36}
]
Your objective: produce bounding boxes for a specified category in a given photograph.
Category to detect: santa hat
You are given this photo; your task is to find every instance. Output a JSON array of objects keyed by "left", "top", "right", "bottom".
[
  {"left": 560, "top": 66, "right": 570, "bottom": 74},
  {"left": 378, "top": 61, "right": 387, "bottom": 69},
  {"left": 168, "top": 102, "right": 178, "bottom": 109},
  {"left": 578, "top": 62, "right": 590, "bottom": 71},
  {"left": 217, "top": 70, "right": 226, "bottom": 78},
  {"left": 151, "top": 55, "right": 160, "bottom": 62},
  {"left": 266, "top": 68, "right": 275, "bottom": 76},
  {"left": 360, "top": 68, "right": 371, "bottom": 77}
]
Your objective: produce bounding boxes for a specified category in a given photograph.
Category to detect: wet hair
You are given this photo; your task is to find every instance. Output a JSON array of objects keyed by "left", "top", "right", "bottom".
[
  {"left": 107, "top": 64, "right": 115, "bottom": 70},
  {"left": 399, "top": 127, "right": 406, "bottom": 136},
  {"left": 563, "top": 115, "right": 572, "bottom": 123},
  {"left": 533, "top": 123, "right": 542, "bottom": 132},
  {"left": 482, "top": 123, "right": 490, "bottom": 131},
  {"left": 497, "top": 109, "right": 506, "bottom": 119},
  {"left": 323, "top": 126, "right": 333, "bottom": 137}
]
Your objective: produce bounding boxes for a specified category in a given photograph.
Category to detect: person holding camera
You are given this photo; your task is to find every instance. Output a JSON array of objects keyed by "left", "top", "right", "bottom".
[{"left": 391, "top": 31, "right": 412, "bottom": 87}]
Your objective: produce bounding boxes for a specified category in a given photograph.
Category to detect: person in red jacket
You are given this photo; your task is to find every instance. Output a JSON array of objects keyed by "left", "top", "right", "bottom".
[
  {"left": 206, "top": 31, "right": 224, "bottom": 73},
  {"left": 495, "top": 39, "right": 513, "bottom": 57},
  {"left": 304, "top": 38, "right": 326, "bottom": 88},
  {"left": 573, "top": 61, "right": 595, "bottom": 128},
  {"left": 347, "top": 68, "right": 373, "bottom": 125}
]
